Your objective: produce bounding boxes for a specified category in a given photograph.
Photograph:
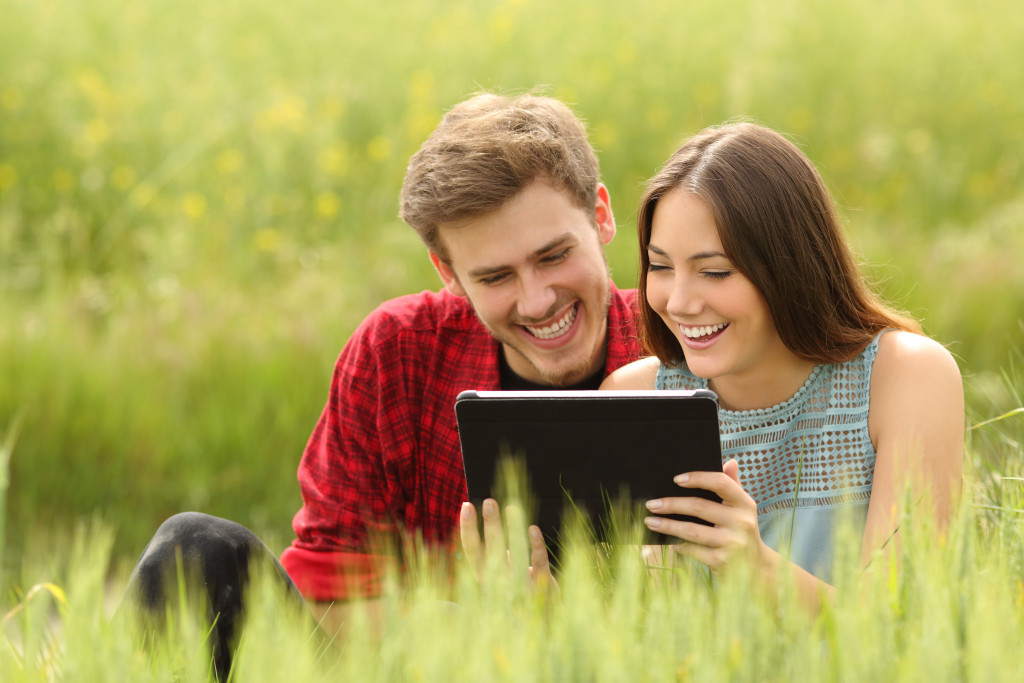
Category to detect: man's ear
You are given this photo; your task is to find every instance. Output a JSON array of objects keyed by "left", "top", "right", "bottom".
[
  {"left": 594, "top": 183, "right": 616, "bottom": 245},
  {"left": 429, "top": 251, "right": 467, "bottom": 297}
]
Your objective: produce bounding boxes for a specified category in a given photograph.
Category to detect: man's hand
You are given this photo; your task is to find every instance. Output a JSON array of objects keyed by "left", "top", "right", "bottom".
[{"left": 459, "top": 499, "right": 556, "bottom": 593}]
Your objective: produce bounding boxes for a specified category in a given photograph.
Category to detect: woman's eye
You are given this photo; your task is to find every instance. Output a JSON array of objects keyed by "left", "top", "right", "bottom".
[
  {"left": 647, "top": 263, "right": 671, "bottom": 272},
  {"left": 703, "top": 270, "right": 733, "bottom": 280}
]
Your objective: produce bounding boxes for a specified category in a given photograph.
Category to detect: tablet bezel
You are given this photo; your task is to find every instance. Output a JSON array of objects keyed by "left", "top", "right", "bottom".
[{"left": 455, "top": 388, "right": 722, "bottom": 546}]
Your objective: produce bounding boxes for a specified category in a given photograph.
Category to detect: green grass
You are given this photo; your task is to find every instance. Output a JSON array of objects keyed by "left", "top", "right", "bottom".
[
  {"left": 1, "top": 0, "right": 1023, "bottom": 671},
  {"left": 4, "top": 418, "right": 1024, "bottom": 682}
]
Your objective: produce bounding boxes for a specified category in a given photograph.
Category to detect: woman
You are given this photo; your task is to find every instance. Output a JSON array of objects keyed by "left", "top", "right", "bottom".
[{"left": 601, "top": 122, "right": 963, "bottom": 608}]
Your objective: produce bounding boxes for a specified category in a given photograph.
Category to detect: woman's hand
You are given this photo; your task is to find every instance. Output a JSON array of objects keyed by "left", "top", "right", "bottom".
[{"left": 643, "top": 460, "right": 772, "bottom": 576}]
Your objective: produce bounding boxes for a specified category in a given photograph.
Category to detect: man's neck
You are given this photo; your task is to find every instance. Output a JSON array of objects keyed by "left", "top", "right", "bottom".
[{"left": 498, "top": 349, "right": 605, "bottom": 391}]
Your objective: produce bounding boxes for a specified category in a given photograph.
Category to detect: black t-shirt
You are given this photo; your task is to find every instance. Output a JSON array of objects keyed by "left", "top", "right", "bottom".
[{"left": 498, "top": 348, "right": 605, "bottom": 391}]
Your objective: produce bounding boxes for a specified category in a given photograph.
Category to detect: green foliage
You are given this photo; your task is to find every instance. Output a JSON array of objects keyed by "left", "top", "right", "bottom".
[
  {"left": 5, "top": 442, "right": 1024, "bottom": 681},
  {"left": 0, "top": 0, "right": 1022, "bottom": 607}
]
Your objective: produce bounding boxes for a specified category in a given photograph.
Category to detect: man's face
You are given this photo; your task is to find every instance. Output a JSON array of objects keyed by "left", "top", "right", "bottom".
[{"left": 432, "top": 180, "right": 617, "bottom": 386}]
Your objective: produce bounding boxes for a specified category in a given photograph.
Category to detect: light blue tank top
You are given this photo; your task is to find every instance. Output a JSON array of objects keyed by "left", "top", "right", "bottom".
[{"left": 656, "top": 333, "right": 885, "bottom": 583}]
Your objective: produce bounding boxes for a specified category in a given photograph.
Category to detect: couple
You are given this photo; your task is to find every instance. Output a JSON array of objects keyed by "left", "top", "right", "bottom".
[{"left": 126, "top": 92, "right": 963, "bottom": 670}]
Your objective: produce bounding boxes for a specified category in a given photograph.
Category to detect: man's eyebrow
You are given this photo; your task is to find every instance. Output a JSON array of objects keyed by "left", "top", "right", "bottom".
[
  {"left": 467, "top": 263, "right": 509, "bottom": 278},
  {"left": 467, "top": 232, "right": 574, "bottom": 278}
]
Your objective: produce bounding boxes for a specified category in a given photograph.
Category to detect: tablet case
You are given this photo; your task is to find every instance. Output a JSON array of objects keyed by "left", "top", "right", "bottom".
[{"left": 455, "top": 389, "right": 722, "bottom": 546}]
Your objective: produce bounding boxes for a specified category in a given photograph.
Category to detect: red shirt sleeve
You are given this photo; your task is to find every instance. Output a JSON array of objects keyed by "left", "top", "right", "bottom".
[
  {"left": 279, "top": 546, "right": 389, "bottom": 601},
  {"left": 283, "top": 306, "right": 409, "bottom": 599},
  {"left": 282, "top": 291, "right": 496, "bottom": 601}
]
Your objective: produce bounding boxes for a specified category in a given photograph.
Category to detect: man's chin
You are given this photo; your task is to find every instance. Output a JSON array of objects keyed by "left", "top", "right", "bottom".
[
  {"left": 492, "top": 323, "right": 601, "bottom": 386},
  {"left": 517, "top": 353, "right": 599, "bottom": 387}
]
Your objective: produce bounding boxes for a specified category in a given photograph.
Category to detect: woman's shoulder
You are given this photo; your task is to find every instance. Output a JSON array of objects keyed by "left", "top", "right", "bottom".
[
  {"left": 601, "top": 356, "right": 661, "bottom": 390},
  {"left": 865, "top": 334, "right": 964, "bottom": 528},
  {"left": 873, "top": 330, "right": 961, "bottom": 380},
  {"left": 870, "top": 330, "right": 963, "bottom": 421}
]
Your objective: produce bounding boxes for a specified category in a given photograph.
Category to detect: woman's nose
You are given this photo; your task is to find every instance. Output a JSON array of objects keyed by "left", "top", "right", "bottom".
[{"left": 666, "top": 277, "right": 702, "bottom": 318}]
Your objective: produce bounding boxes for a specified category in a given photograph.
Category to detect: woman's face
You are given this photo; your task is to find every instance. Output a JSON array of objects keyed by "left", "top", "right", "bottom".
[{"left": 646, "top": 190, "right": 807, "bottom": 406}]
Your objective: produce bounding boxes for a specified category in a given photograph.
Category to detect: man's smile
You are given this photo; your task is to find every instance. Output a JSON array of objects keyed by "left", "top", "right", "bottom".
[{"left": 521, "top": 302, "right": 579, "bottom": 340}]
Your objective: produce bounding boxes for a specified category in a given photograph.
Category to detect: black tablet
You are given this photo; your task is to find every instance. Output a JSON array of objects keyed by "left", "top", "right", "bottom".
[{"left": 455, "top": 388, "right": 722, "bottom": 545}]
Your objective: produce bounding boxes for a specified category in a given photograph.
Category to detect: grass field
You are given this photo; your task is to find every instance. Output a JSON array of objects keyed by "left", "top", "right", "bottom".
[{"left": 2, "top": 0, "right": 1023, "bottom": 677}]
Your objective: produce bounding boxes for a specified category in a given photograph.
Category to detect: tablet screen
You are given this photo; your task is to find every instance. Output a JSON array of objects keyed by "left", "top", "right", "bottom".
[{"left": 455, "top": 389, "right": 722, "bottom": 546}]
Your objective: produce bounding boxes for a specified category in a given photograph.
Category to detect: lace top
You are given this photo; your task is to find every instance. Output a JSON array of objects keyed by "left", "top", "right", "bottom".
[{"left": 656, "top": 332, "right": 886, "bottom": 582}]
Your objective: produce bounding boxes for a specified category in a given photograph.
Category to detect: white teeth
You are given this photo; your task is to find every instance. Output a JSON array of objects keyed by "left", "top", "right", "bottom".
[
  {"left": 526, "top": 306, "right": 577, "bottom": 340},
  {"left": 682, "top": 323, "right": 726, "bottom": 339}
]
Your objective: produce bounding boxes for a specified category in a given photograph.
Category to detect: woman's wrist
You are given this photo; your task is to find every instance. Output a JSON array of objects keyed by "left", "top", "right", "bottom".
[{"left": 754, "top": 541, "right": 781, "bottom": 586}]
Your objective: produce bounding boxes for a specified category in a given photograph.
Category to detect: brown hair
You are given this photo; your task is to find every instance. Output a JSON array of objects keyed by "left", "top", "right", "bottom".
[
  {"left": 400, "top": 93, "right": 600, "bottom": 260},
  {"left": 637, "top": 122, "right": 920, "bottom": 365}
]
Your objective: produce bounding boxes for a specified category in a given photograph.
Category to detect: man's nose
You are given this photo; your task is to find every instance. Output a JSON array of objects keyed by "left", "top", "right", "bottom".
[{"left": 516, "top": 272, "right": 558, "bottom": 321}]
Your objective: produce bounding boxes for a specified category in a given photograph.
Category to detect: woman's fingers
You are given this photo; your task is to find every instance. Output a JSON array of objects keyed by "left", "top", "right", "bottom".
[
  {"left": 645, "top": 515, "right": 731, "bottom": 546},
  {"left": 643, "top": 462, "right": 765, "bottom": 574},
  {"left": 722, "top": 458, "right": 740, "bottom": 484},
  {"left": 645, "top": 493, "right": 744, "bottom": 528},
  {"left": 671, "top": 467, "right": 750, "bottom": 508},
  {"left": 669, "top": 539, "right": 727, "bottom": 568}
]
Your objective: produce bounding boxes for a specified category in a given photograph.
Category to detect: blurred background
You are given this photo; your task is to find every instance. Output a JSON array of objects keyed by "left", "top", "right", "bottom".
[{"left": 1, "top": 0, "right": 1021, "bottom": 582}]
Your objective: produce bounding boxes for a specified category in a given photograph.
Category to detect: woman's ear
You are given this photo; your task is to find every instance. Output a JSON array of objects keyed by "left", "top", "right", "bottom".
[{"left": 429, "top": 251, "right": 467, "bottom": 297}]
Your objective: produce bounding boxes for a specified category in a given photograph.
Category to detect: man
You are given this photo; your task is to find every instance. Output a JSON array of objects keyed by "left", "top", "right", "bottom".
[{"left": 126, "top": 92, "right": 640, "bottom": 669}]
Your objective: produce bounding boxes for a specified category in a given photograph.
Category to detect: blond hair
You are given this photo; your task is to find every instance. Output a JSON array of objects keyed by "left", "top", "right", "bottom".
[{"left": 400, "top": 93, "right": 600, "bottom": 260}]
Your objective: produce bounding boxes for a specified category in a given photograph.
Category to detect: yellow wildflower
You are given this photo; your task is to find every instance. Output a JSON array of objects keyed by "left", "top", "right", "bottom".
[
  {"left": 111, "top": 166, "right": 136, "bottom": 191},
  {"left": 254, "top": 227, "right": 281, "bottom": 252},
  {"left": 182, "top": 192, "right": 207, "bottom": 220},
  {"left": 0, "top": 164, "right": 16, "bottom": 189},
  {"left": 315, "top": 191, "right": 341, "bottom": 218},
  {"left": 367, "top": 136, "right": 392, "bottom": 162}
]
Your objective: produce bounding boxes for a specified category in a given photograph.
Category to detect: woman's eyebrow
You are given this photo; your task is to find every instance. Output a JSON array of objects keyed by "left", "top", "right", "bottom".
[
  {"left": 688, "top": 250, "right": 728, "bottom": 262},
  {"left": 647, "top": 243, "right": 727, "bottom": 261}
]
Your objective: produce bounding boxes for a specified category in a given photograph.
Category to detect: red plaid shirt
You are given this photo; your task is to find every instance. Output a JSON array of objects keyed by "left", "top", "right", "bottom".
[{"left": 280, "top": 284, "right": 639, "bottom": 600}]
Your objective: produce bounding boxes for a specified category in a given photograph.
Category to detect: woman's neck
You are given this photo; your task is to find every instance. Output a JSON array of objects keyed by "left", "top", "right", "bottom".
[{"left": 708, "top": 356, "right": 818, "bottom": 412}]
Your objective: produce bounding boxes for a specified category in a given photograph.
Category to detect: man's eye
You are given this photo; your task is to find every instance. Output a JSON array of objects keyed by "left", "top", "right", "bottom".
[
  {"left": 480, "top": 273, "right": 509, "bottom": 286},
  {"left": 542, "top": 249, "right": 570, "bottom": 264}
]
